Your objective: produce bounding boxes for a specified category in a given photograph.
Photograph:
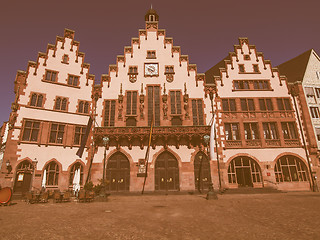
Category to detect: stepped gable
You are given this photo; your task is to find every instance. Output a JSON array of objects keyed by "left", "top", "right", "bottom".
[
  {"left": 277, "top": 49, "right": 313, "bottom": 83},
  {"left": 21, "top": 28, "right": 94, "bottom": 86},
  {"left": 205, "top": 38, "right": 282, "bottom": 86},
  {"left": 100, "top": 8, "right": 203, "bottom": 88}
]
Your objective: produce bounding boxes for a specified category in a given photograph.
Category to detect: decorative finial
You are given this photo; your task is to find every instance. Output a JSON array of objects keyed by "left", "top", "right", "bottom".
[
  {"left": 120, "top": 83, "right": 123, "bottom": 95},
  {"left": 163, "top": 83, "right": 166, "bottom": 94},
  {"left": 184, "top": 82, "right": 187, "bottom": 94},
  {"left": 141, "top": 83, "right": 143, "bottom": 94},
  {"left": 151, "top": 4, "right": 152, "bottom": 9}
]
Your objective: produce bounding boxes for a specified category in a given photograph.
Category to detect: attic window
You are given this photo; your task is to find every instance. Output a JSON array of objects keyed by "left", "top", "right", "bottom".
[
  {"left": 62, "top": 54, "right": 69, "bottom": 64},
  {"left": 239, "top": 64, "right": 245, "bottom": 73},
  {"left": 244, "top": 55, "right": 250, "bottom": 60},
  {"left": 149, "top": 15, "right": 154, "bottom": 21},
  {"left": 147, "top": 50, "right": 156, "bottom": 59}
]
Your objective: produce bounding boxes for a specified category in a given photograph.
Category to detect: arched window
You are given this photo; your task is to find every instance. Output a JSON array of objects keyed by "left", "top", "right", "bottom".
[
  {"left": 84, "top": 102, "right": 89, "bottom": 113},
  {"left": 55, "top": 97, "right": 61, "bottom": 110},
  {"left": 228, "top": 156, "right": 262, "bottom": 187},
  {"left": 37, "top": 94, "right": 43, "bottom": 107},
  {"left": 274, "top": 155, "right": 308, "bottom": 182},
  {"left": 30, "top": 93, "right": 37, "bottom": 106},
  {"left": 45, "top": 161, "right": 59, "bottom": 186},
  {"left": 69, "top": 163, "right": 84, "bottom": 186},
  {"left": 61, "top": 98, "right": 67, "bottom": 110},
  {"left": 78, "top": 101, "right": 84, "bottom": 113}
]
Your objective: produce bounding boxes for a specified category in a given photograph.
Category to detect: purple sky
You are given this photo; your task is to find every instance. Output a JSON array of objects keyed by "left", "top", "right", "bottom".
[{"left": 1, "top": 0, "right": 319, "bottom": 124}]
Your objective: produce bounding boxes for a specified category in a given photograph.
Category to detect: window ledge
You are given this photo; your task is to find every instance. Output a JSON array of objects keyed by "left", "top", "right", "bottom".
[{"left": 42, "top": 79, "right": 80, "bottom": 89}]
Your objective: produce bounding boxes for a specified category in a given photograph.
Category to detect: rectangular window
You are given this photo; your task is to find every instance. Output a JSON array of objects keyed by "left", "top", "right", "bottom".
[
  {"left": 240, "top": 99, "right": 255, "bottom": 111},
  {"left": 225, "top": 123, "right": 240, "bottom": 140},
  {"left": 281, "top": 122, "right": 297, "bottom": 139},
  {"left": 147, "top": 50, "right": 156, "bottom": 59},
  {"left": 277, "top": 98, "right": 292, "bottom": 111},
  {"left": 148, "top": 86, "right": 160, "bottom": 126},
  {"left": 126, "top": 91, "right": 138, "bottom": 115},
  {"left": 67, "top": 75, "right": 79, "bottom": 86},
  {"left": 104, "top": 100, "right": 116, "bottom": 126},
  {"left": 222, "top": 99, "right": 236, "bottom": 112},
  {"left": 239, "top": 64, "right": 245, "bottom": 73},
  {"left": 49, "top": 123, "right": 65, "bottom": 144},
  {"left": 22, "top": 120, "right": 40, "bottom": 142},
  {"left": 244, "top": 123, "right": 259, "bottom": 140},
  {"left": 170, "top": 91, "right": 182, "bottom": 115},
  {"left": 234, "top": 80, "right": 249, "bottom": 90},
  {"left": 30, "top": 93, "right": 44, "bottom": 107},
  {"left": 263, "top": 122, "right": 278, "bottom": 139},
  {"left": 192, "top": 99, "right": 204, "bottom": 125},
  {"left": 165, "top": 66, "right": 174, "bottom": 73},
  {"left": 54, "top": 97, "right": 68, "bottom": 111},
  {"left": 129, "top": 66, "right": 138, "bottom": 73},
  {"left": 45, "top": 70, "right": 57, "bottom": 82},
  {"left": 78, "top": 101, "right": 90, "bottom": 114},
  {"left": 305, "top": 87, "right": 316, "bottom": 104},
  {"left": 310, "top": 107, "right": 320, "bottom": 118},
  {"left": 259, "top": 98, "right": 273, "bottom": 111},
  {"left": 74, "top": 126, "right": 86, "bottom": 145},
  {"left": 253, "top": 80, "right": 270, "bottom": 90}
]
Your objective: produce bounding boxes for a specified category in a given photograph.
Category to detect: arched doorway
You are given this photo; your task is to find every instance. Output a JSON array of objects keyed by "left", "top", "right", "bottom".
[
  {"left": 155, "top": 151, "right": 179, "bottom": 191},
  {"left": 14, "top": 160, "right": 34, "bottom": 193},
  {"left": 228, "top": 156, "right": 262, "bottom": 187},
  {"left": 194, "top": 152, "right": 212, "bottom": 192},
  {"left": 106, "top": 152, "right": 130, "bottom": 192}
]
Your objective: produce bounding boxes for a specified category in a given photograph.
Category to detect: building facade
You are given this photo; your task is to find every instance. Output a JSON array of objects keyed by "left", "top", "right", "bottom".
[{"left": 0, "top": 9, "right": 318, "bottom": 193}]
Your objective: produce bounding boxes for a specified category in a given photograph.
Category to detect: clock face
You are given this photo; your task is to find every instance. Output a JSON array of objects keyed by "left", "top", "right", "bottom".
[{"left": 145, "top": 63, "right": 158, "bottom": 76}]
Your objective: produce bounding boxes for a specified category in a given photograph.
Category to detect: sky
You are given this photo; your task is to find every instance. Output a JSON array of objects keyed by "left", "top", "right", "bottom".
[{"left": 0, "top": 0, "right": 319, "bottom": 125}]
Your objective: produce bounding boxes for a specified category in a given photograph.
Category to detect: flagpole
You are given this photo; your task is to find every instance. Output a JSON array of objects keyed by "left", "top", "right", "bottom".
[
  {"left": 141, "top": 117, "right": 154, "bottom": 194},
  {"left": 85, "top": 93, "right": 98, "bottom": 184},
  {"left": 209, "top": 92, "right": 222, "bottom": 191}
]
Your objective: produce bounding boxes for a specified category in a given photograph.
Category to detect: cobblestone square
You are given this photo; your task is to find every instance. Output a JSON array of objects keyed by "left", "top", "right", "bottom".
[{"left": 1, "top": 192, "right": 320, "bottom": 240}]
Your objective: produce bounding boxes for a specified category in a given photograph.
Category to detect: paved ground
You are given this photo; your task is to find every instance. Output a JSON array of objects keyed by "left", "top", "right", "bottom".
[{"left": 1, "top": 191, "right": 320, "bottom": 240}]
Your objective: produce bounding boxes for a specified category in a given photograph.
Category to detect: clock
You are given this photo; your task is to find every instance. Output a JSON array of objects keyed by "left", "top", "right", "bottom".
[{"left": 145, "top": 63, "right": 159, "bottom": 76}]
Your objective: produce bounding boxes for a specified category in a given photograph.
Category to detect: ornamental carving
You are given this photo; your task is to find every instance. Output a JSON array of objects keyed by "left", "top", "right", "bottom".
[
  {"left": 146, "top": 22, "right": 158, "bottom": 29},
  {"left": 132, "top": 38, "right": 139, "bottom": 44},
  {"left": 109, "top": 65, "right": 118, "bottom": 72},
  {"left": 157, "top": 30, "right": 165, "bottom": 36},
  {"left": 188, "top": 64, "right": 197, "bottom": 71},
  {"left": 139, "top": 30, "right": 146, "bottom": 36},
  {"left": 165, "top": 38, "right": 173, "bottom": 44},
  {"left": 172, "top": 46, "right": 180, "bottom": 53},
  {"left": 64, "top": 29, "right": 74, "bottom": 39},
  {"left": 124, "top": 47, "right": 132, "bottom": 53},
  {"left": 180, "top": 56, "right": 188, "bottom": 62},
  {"left": 140, "top": 94, "right": 145, "bottom": 120},
  {"left": 129, "top": 74, "right": 137, "bottom": 83},
  {"left": 166, "top": 74, "right": 174, "bottom": 83},
  {"left": 117, "top": 56, "right": 125, "bottom": 62}
]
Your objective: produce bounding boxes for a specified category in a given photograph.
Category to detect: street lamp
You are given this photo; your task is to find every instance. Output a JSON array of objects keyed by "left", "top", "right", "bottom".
[
  {"left": 203, "top": 135, "right": 218, "bottom": 200},
  {"left": 102, "top": 136, "right": 109, "bottom": 195}
]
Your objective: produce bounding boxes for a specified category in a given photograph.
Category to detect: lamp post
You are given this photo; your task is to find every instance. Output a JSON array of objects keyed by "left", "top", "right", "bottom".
[
  {"left": 102, "top": 136, "right": 109, "bottom": 195},
  {"left": 203, "top": 134, "right": 218, "bottom": 200}
]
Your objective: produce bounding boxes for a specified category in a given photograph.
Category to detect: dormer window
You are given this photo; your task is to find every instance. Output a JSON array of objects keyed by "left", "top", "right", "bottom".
[{"left": 147, "top": 50, "right": 156, "bottom": 59}]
